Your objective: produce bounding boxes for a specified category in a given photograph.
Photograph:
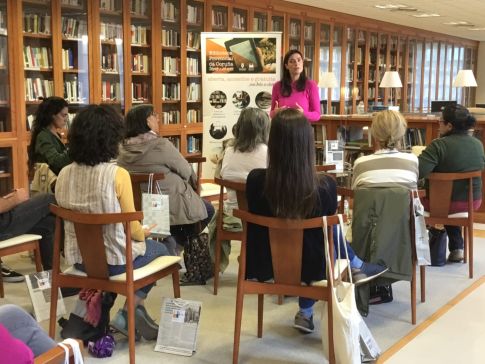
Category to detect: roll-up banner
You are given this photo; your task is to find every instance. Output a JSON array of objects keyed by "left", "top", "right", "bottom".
[{"left": 201, "top": 32, "right": 282, "bottom": 178}]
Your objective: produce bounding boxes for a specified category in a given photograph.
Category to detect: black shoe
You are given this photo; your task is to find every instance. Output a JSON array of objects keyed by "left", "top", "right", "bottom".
[
  {"left": 352, "top": 263, "right": 388, "bottom": 286},
  {"left": 1, "top": 265, "right": 25, "bottom": 283}
]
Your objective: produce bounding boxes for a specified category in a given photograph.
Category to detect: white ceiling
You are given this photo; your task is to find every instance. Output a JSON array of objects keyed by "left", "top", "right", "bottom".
[{"left": 285, "top": 0, "right": 485, "bottom": 42}]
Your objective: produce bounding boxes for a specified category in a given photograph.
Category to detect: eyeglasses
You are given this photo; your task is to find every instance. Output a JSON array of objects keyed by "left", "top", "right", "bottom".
[{"left": 150, "top": 112, "right": 159, "bottom": 118}]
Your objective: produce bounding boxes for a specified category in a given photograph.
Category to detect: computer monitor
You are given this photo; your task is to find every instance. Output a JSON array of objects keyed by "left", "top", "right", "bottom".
[{"left": 431, "top": 100, "right": 457, "bottom": 113}]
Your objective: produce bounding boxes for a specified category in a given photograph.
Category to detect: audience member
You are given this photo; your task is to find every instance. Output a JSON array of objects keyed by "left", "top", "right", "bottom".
[
  {"left": 245, "top": 109, "right": 387, "bottom": 333},
  {"left": 55, "top": 104, "right": 169, "bottom": 341}
]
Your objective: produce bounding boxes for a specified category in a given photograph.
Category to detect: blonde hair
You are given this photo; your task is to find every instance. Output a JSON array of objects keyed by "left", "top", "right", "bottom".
[{"left": 371, "top": 110, "right": 407, "bottom": 149}]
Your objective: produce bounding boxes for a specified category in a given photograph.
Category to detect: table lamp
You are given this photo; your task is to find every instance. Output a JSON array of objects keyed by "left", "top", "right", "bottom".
[
  {"left": 452, "top": 69, "right": 477, "bottom": 106},
  {"left": 319, "top": 71, "right": 338, "bottom": 114},
  {"left": 379, "top": 71, "right": 402, "bottom": 110}
]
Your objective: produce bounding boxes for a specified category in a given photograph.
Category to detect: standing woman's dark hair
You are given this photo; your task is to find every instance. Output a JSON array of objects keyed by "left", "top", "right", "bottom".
[
  {"left": 264, "top": 108, "right": 318, "bottom": 218},
  {"left": 27, "top": 96, "right": 69, "bottom": 170},
  {"left": 281, "top": 49, "right": 307, "bottom": 97},
  {"left": 232, "top": 107, "right": 270, "bottom": 153},
  {"left": 442, "top": 104, "right": 476, "bottom": 134},
  {"left": 124, "top": 104, "right": 154, "bottom": 138},
  {"left": 68, "top": 104, "right": 124, "bottom": 166}
]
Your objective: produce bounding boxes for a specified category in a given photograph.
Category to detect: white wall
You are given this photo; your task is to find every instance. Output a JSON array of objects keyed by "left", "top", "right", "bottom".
[{"left": 476, "top": 42, "right": 485, "bottom": 104}]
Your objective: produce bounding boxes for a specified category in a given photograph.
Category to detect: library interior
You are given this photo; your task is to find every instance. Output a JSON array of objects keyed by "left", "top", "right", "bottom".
[{"left": 0, "top": 1, "right": 484, "bottom": 363}]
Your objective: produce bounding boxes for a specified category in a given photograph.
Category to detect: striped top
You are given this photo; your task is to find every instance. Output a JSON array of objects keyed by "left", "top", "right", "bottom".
[{"left": 352, "top": 150, "right": 419, "bottom": 190}]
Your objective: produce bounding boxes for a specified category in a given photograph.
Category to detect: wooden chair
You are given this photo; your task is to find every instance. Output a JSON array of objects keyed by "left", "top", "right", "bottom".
[
  {"left": 34, "top": 339, "right": 83, "bottom": 364},
  {"left": 232, "top": 209, "right": 344, "bottom": 364},
  {"left": 0, "top": 234, "right": 42, "bottom": 298},
  {"left": 129, "top": 172, "right": 165, "bottom": 212},
  {"left": 186, "top": 155, "right": 206, "bottom": 195},
  {"left": 213, "top": 177, "right": 247, "bottom": 295},
  {"left": 315, "top": 164, "right": 336, "bottom": 173},
  {"left": 48, "top": 205, "right": 182, "bottom": 364},
  {"left": 424, "top": 170, "right": 482, "bottom": 278}
]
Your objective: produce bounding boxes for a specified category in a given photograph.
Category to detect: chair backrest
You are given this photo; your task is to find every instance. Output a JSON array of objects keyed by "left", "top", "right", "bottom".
[
  {"left": 315, "top": 164, "right": 336, "bottom": 173},
  {"left": 49, "top": 204, "right": 143, "bottom": 279},
  {"left": 186, "top": 155, "right": 206, "bottom": 195},
  {"left": 427, "top": 170, "right": 482, "bottom": 218},
  {"left": 233, "top": 209, "right": 342, "bottom": 286},
  {"left": 214, "top": 177, "right": 247, "bottom": 211},
  {"left": 129, "top": 172, "right": 165, "bottom": 212}
]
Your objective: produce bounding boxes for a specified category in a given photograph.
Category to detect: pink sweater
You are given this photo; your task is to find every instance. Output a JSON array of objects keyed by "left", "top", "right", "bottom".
[
  {"left": 0, "top": 323, "right": 34, "bottom": 364},
  {"left": 270, "top": 80, "right": 321, "bottom": 122}
]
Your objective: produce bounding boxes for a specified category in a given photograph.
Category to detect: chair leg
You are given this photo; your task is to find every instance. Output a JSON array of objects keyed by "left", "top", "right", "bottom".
[
  {"left": 468, "top": 226, "right": 474, "bottom": 279},
  {"left": 233, "top": 286, "right": 245, "bottom": 364},
  {"left": 127, "top": 293, "right": 136, "bottom": 364},
  {"left": 463, "top": 227, "right": 468, "bottom": 264},
  {"left": 277, "top": 295, "right": 283, "bottom": 305},
  {"left": 172, "top": 267, "right": 181, "bottom": 298},
  {"left": 257, "top": 294, "right": 264, "bottom": 338},
  {"left": 420, "top": 265, "right": 426, "bottom": 303},
  {"left": 411, "top": 261, "right": 416, "bottom": 325},
  {"left": 49, "top": 283, "right": 59, "bottom": 338},
  {"left": 0, "top": 274, "right": 4, "bottom": 298},
  {"left": 33, "top": 242, "right": 42, "bottom": 272},
  {"left": 214, "top": 237, "right": 221, "bottom": 295}
]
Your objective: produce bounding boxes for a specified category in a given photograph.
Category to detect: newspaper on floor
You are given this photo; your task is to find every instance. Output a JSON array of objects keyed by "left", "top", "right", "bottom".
[
  {"left": 154, "top": 297, "right": 202, "bottom": 356},
  {"left": 25, "top": 270, "right": 66, "bottom": 322}
]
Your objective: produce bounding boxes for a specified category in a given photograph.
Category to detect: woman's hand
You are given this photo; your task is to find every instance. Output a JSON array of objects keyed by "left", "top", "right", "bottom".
[
  {"left": 294, "top": 102, "right": 304, "bottom": 113},
  {"left": 143, "top": 223, "right": 157, "bottom": 237},
  {"left": 273, "top": 101, "right": 288, "bottom": 115}
]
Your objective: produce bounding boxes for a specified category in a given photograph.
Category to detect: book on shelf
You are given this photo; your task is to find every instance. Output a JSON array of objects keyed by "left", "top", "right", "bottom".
[
  {"left": 131, "top": 0, "right": 148, "bottom": 16},
  {"left": 162, "top": 110, "right": 180, "bottom": 124},
  {"left": 187, "top": 5, "right": 203, "bottom": 25},
  {"left": 162, "top": 1, "right": 179, "bottom": 22},
  {"left": 162, "top": 29, "right": 180, "bottom": 47},
  {"left": 131, "top": 25, "right": 148, "bottom": 45},
  {"left": 187, "top": 32, "right": 200, "bottom": 50}
]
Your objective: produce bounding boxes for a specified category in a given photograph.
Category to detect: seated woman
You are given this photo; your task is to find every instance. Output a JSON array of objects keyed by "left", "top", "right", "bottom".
[
  {"left": 246, "top": 109, "right": 387, "bottom": 333},
  {"left": 208, "top": 107, "right": 270, "bottom": 272},
  {"left": 28, "top": 96, "right": 71, "bottom": 176},
  {"left": 0, "top": 304, "right": 56, "bottom": 361},
  {"left": 419, "top": 104, "right": 485, "bottom": 262},
  {"left": 55, "top": 105, "right": 169, "bottom": 341},
  {"left": 117, "top": 104, "right": 214, "bottom": 247},
  {"left": 352, "top": 110, "right": 418, "bottom": 190}
]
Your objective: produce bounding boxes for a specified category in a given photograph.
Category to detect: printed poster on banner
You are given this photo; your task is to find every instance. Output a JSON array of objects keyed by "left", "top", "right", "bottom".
[{"left": 201, "top": 32, "right": 282, "bottom": 178}]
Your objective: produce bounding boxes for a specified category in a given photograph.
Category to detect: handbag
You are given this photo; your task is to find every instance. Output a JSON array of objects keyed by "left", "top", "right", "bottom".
[
  {"left": 321, "top": 215, "right": 361, "bottom": 364},
  {"left": 141, "top": 173, "right": 170, "bottom": 238},
  {"left": 181, "top": 232, "right": 213, "bottom": 285},
  {"left": 412, "top": 190, "right": 431, "bottom": 266},
  {"left": 31, "top": 162, "right": 57, "bottom": 195},
  {"left": 428, "top": 228, "right": 447, "bottom": 266}
]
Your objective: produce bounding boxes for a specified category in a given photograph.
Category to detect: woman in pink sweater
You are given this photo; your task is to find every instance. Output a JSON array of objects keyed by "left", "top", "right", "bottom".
[{"left": 270, "top": 49, "right": 321, "bottom": 122}]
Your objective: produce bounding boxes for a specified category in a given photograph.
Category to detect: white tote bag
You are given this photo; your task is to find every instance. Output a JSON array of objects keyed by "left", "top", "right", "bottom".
[
  {"left": 321, "top": 215, "right": 361, "bottom": 364},
  {"left": 141, "top": 173, "right": 170, "bottom": 238},
  {"left": 413, "top": 190, "right": 431, "bottom": 266},
  {"left": 58, "top": 338, "right": 84, "bottom": 364}
]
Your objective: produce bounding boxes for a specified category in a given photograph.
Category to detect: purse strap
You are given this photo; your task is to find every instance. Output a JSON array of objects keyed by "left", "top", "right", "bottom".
[{"left": 58, "top": 338, "right": 83, "bottom": 364}]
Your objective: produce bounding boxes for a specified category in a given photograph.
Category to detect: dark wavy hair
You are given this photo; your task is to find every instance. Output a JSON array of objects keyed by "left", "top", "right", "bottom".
[
  {"left": 280, "top": 49, "right": 307, "bottom": 97},
  {"left": 264, "top": 108, "right": 318, "bottom": 219},
  {"left": 124, "top": 104, "right": 154, "bottom": 138},
  {"left": 442, "top": 104, "right": 476, "bottom": 134},
  {"left": 27, "top": 96, "right": 69, "bottom": 170},
  {"left": 68, "top": 105, "right": 124, "bottom": 166},
  {"left": 233, "top": 107, "right": 270, "bottom": 153}
]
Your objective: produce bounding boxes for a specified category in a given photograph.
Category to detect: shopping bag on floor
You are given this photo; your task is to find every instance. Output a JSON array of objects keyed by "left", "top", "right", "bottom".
[
  {"left": 142, "top": 173, "right": 170, "bottom": 238},
  {"left": 359, "top": 316, "right": 381, "bottom": 362},
  {"left": 321, "top": 215, "right": 361, "bottom": 364},
  {"left": 182, "top": 232, "right": 213, "bottom": 285},
  {"left": 413, "top": 190, "right": 431, "bottom": 266}
]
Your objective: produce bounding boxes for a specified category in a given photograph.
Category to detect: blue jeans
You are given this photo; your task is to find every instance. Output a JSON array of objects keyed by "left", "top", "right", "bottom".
[
  {"left": 445, "top": 225, "right": 463, "bottom": 250},
  {"left": 299, "top": 225, "right": 360, "bottom": 311},
  {"left": 0, "top": 193, "right": 55, "bottom": 270},
  {"left": 0, "top": 304, "right": 56, "bottom": 357},
  {"left": 75, "top": 239, "right": 168, "bottom": 299}
]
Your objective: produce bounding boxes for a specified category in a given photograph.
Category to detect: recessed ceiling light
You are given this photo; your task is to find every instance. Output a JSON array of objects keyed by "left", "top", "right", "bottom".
[
  {"left": 468, "top": 27, "right": 485, "bottom": 31},
  {"left": 375, "top": 4, "right": 410, "bottom": 9},
  {"left": 412, "top": 13, "right": 440, "bottom": 17},
  {"left": 444, "top": 21, "right": 471, "bottom": 25}
]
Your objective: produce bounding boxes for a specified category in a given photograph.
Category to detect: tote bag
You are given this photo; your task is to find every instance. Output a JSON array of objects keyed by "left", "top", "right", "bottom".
[
  {"left": 321, "top": 215, "right": 361, "bottom": 364},
  {"left": 141, "top": 173, "right": 170, "bottom": 238},
  {"left": 413, "top": 190, "right": 431, "bottom": 266}
]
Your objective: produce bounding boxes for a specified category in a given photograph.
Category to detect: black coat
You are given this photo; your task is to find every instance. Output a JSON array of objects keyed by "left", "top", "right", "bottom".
[{"left": 245, "top": 169, "right": 337, "bottom": 284}]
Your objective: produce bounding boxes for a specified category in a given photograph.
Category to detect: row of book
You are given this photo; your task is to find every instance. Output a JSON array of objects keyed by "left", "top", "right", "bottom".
[
  {"left": 64, "top": 78, "right": 85, "bottom": 103},
  {"left": 61, "top": 17, "right": 87, "bottom": 39},
  {"left": 162, "top": 1, "right": 179, "bottom": 22},
  {"left": 0, "top": 84, "right": 7, "bottom": 101},
  {"left": 187, "top": 136, "right": 201, "bottom": 154},
  {"left": 0, "top": 46, "right": 6, "bottom": 67},
  {"left": 289, "top": 22, "right": 300, "bottom": 38},
  {"left": 162, "top": 82, "right": 180, "bottom": 100},
  {"left": 101, "top": 51, "right": 119, "bottom": 72},
  {"left": 162, "top": 29, "right": 180, "bottom": 47},
  {"left": 253, "top": 17, "right": 267, "bottom": 32},
  {"left": 161, "top": 110, "right": 180, "bottom": 124},
  {"left": 61, "top": 0, "right": 82, "bottom": 6},
  {"left": 187, "top": 32, "right": 200, "bottom": 50},
  {"left": 131, "top": 25, "right": 148, "bottom": 46},
  {"left": 187, "top": 83, "right": 200, "bottom": 102},
  {"left": 62, "top": 48, "right": 75, "bottom": 69},
  {"left": 131, "top": 0, "right": 149, "bottom": 16},
  {"left": 187, "top": 5, "right": 203, "bottom": 25},
  {"left": 163, "top": 56, "right": 179, "bottom": 75},
  {"left": 132, "top": 53, "right": 149, "bottom": 73},
  {"left": 132, "top": 81, "right": 149, "bottom": 101},
  {"left": 23, "top": 46, "right": 53, "bottom": 69},
  {"left": 187, "top": 109, "right": 201, "bottom": 124},
  {"left": 0, "top": 10, "right": 7, "bottom": 34},
  {"left": 25, "top": 77, "right": 54, "bottom": 101},
  {"left": 100, "top": 0, "right": 121, "bottom": 12},
  {"left": 303, "top": 25, "right": 314, "bottom": 41},
  {"left": 232, "top": 13, "right": 246, "bottom": 31},
  {"left": 23, "top": 13, "right": 51, "bottom": 35},
  {"left": 187, "top": 58, "right": 199, "bottom": 76},
  {"left": 211, "top": 11, "right": 227, "bottom": 28},
  {"left": 101, "top": 80, "right": 121, "bottom": 101},
  {"left": 101, "top": 22, "right": 123, "bottom": 41}
]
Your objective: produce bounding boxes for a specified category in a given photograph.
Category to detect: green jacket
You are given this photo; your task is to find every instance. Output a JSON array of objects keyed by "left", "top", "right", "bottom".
[
  {"left": 34, "top": 129, "right": 71, "bottom": 175},
  {"left": 418, "top": 133, "right": 485, "bottom": 202}
]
